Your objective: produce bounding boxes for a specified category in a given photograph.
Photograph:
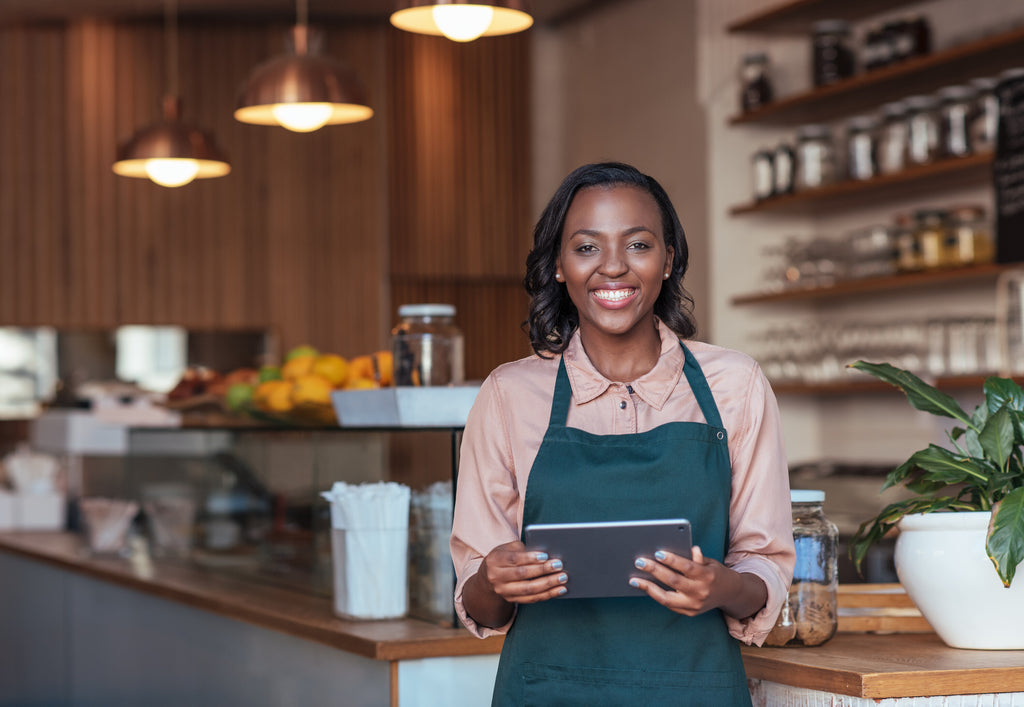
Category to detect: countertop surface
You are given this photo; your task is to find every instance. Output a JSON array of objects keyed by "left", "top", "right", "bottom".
[
  {"left": 0, "top": 531, "right": 503, "bottom": 662},
  {"left": 4, "top": 531, "right": 1024, "bottom": 698}
]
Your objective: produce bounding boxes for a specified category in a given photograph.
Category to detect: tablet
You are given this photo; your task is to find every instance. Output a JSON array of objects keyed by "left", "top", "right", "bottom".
[{"left": 523, "top": 518, "right": 692, "bottom": 599}]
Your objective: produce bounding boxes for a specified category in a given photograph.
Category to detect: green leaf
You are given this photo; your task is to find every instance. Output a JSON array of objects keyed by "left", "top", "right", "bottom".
[
  {"left": 980, "top": 406, "right": 1014, "bottom": 473},
  {"left": 880, "top": 457, "right": 919, "bottom": 491},
  {"left": 849, "top": 497, "right": 968, "bottom": 574},
  {"left": 984, "top": 377, "right": 1024, "bottom": 413},
  {"left": 986, "top": 487, "right": 1024, "bottom": 587},
  {"left": 906, "top": 445, "right": 991, "bottom": 486},
  {"left": 849, "top": 361, "right": 972, "bottom": 426}
]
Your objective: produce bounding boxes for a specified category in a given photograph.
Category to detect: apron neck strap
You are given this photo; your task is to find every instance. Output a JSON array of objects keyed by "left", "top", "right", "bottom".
[{"left": 548, "top": 342, "right": 724, "bottom": 429}]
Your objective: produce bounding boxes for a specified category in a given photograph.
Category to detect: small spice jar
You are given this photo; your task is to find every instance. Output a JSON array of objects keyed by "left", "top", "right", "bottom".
[
  {"left": 878, "top": 101, "right": 909, "bottom": 174},
  {"left": 773, "top": 143, "right": 796, "bottom": 196},
  {"left": 794, "top": 125, "right": 837, "bottom": 191},
  {"left": 764, "top": 490, "right": 838, "bottom": 647},
  {"left": 391, "top": 304, "right": 465, "bottom": 387},
  {"left": 861, "top": 24, "right": 890, "bottom": 72},
  {"left": 904, "top": 94, "right": 941, "bottom": 165},
  {"left": 914, "top": 208, "right": 952, "bottom": 270},
  {"left": 739, "top": 52, "right": 774, "bottom": 113},
  {"left": 937, "top": 84, "right": 977, "bottom": 158},
  {"left": 811, "top": 20, "right": 855, "bottom": 87},
  {"left": 969, "top": 77, "right": 999, "bottom": 153},
  {"left": 751, "top": 149, "right": 775, "bottom": 201},
  {"left": 948, "top": 205, "right": 994, "bottom": 267},
  {"left": 893, "top": 213, "right": 922, "bottom": 272},
  {"left": 846, "top": 115, "right": 879, "bottom": 181}
]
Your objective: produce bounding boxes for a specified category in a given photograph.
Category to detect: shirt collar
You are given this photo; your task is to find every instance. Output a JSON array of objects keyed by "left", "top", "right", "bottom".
[{"left": 562, "top": 320, "right": 685, "bottom": 410}]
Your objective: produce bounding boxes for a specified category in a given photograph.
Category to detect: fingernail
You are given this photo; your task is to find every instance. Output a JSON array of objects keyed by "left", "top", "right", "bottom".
[
  {"left": 557, "top": 587, "right": 567, "bottom": 595},
  {"left": 551, "top": 559, "right": 563, "bottom": 570},
  {"left": 535, "top": 552, "right": 548, "bottom": 562},
  {"left": 558, "top": 573, "right": 568, "bottom": 583},
  {"left": 629, "top": 578, "right": 640, "bottom": 588},
  {"left": 635, "top": 558, "right": 647, "bottom": 569},
  {"left": 654, "top": 550, "right": 666, "bottom": 561}
]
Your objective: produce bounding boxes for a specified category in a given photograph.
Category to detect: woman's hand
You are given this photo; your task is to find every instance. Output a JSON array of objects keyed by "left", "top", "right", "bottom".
[
  {"left": 628, "top": 545, "right": 768, "bottom": 621},
  {"left": 462, "top": 541, "right": 568, "bottom": 629}
]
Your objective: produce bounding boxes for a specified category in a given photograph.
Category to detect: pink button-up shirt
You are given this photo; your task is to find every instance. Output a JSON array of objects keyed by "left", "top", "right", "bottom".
[{"left": 451, "top": 321, "right": 795, "bottom": 646}]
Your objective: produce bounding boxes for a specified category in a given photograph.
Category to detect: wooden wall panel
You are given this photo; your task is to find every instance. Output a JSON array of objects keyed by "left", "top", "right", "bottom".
[{"left": 388, "top": 30, "right": 533, "bottom": 380}]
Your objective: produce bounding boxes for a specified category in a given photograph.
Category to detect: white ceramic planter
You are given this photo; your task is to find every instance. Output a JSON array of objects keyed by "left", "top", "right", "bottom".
[{"left": 895, "top": 511, "right": 1024, "bottom": 650}]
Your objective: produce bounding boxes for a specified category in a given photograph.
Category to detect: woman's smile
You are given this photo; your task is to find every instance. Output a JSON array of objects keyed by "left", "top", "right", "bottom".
[{"left": 591, "top": 286, "right": 638, "bottom": 307}]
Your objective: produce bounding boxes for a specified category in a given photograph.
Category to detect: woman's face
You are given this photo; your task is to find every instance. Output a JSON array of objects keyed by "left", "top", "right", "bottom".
[{"left": 555, "top": 185, "right": 673, "bottom": 343}]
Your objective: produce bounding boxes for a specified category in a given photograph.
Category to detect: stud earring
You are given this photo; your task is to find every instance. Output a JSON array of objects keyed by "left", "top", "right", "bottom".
[
  {"left": 555, "top": 273, "right": 563, "bottom": 282},
  {"left": 663, "top": 273, "right": 669, "bottom": 279}
]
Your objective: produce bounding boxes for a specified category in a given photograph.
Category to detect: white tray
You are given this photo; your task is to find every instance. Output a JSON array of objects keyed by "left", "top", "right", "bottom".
[{"left": 331, "top": 386, "right": 480, "bottom": 428}]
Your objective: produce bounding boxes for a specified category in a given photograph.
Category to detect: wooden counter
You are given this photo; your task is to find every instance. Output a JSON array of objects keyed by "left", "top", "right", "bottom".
[
  {"left": 4, "top": 531, "right": 1024, "bottom": 703},
  {"left": 743, "top": 633, "right": 1024, "bottom": 699},
  {"left": 0, "top": 531, "right": 502, "bottom": 662}
]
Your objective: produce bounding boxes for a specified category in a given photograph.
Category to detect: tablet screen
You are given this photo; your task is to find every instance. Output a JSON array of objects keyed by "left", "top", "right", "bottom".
[{"left": 523, "top": 518, "right": 692, "bottom": 599}]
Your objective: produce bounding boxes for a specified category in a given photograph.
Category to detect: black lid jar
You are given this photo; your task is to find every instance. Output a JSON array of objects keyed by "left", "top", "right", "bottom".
[{"left": 811, "top": 20, "right": 855, "bottom": 87}]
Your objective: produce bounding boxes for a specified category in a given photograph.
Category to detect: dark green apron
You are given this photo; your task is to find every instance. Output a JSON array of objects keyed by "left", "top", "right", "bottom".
[{"left": 491, "top": 343, "right": 752, "bottom": 706}]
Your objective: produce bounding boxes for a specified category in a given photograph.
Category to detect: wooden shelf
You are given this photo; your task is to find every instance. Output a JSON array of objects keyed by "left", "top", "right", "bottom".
[
  {"left": 727, "top": 0, "right": 927, "bottom": 34},
  {"left": 729, "top": 25, "right": 1024, "bottom": 126},
  {"left": 732, "top": 263, "right": 1018, "bottom": 305},
  {"left": 771, "top": 374, "right": 1006, "bottom": 396},
  {"left": 729, "top": 152, "right": 992, "bottom": 216}
]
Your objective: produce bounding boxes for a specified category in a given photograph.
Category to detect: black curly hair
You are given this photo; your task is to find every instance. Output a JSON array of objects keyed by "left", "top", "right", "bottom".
[{"left": 523, "top": 162, "right": 697, "bottom": 356}]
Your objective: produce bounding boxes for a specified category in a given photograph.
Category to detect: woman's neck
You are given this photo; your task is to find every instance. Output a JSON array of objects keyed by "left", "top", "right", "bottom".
[{"left": 578, "top": 324, "right": 662, "bottom": 383}]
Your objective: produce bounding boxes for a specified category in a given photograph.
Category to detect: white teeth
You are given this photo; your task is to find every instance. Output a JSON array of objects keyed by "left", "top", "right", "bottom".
[{"left": 593, "top": 289, "right": 635, "bottom": 302}]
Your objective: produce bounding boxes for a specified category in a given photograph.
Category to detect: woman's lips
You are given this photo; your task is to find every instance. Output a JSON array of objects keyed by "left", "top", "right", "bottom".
[{"left": 591, "top": 287, "right": 637, "bottom": 308}]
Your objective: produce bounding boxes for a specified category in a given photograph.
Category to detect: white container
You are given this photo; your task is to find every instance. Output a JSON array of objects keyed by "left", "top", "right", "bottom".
[
  {"left": 331, "top": 385, "right": 480, "bottom": 428},
  {"left": 0, "top": 491, "right": 15, "bottom": 530},
  {"left": 15, "top": 492, "right": 65, "bottom": 530},
  {"left": 896, "top": 511, "right": 1024, "bottom": 649}
]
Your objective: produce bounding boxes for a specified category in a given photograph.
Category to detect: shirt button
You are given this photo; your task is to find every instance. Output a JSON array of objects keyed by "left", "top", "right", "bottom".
[
  {"left": 619, "top": 401, "right": 627, "bottom": 410},
  {"left": 626, "top": 385, "right": 634, "bottom": 394}
]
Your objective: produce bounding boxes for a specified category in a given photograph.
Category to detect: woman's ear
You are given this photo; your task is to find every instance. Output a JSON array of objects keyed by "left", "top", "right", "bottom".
[
  {"left": 555, "top": 259, "right": 563, "bottom": 282},
  {"left": 664, "top": 246, "right": 675, "bottom": 278}
]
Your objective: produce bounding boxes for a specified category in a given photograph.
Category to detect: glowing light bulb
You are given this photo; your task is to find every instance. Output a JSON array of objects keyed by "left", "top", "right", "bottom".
[
  {"left": 144, "top": 158, "right": 200, "bottom": 187},
  {"left": 271, "top": 103, "right": 334, "bottom": 132},
  {"left": 432, "top": 5, "right": 494, "bottom": 42}
]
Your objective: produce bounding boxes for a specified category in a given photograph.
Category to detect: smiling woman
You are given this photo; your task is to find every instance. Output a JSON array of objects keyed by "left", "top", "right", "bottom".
[{"left": 450, "top": 162, "right": 795, "bottom": 706}]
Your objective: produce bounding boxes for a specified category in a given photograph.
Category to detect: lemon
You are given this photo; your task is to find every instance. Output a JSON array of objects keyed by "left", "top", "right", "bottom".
[
  {"left": 344, "top": 377, "right": 379, "bottom": 390},
  {"left": 311, "top": 354, "right": 349, "bottom": 388},
  {"left": 285, "top": 344, "right": 319, "bottom": 362},
  {"left": 291, "top": 374, "right": 333, "bottom": 406},
  {"left": 373, "top": 350, "right": 394, "bottom": 387},
  {"left": 281, "top": 354, "right": 315, "bottom": 380}
]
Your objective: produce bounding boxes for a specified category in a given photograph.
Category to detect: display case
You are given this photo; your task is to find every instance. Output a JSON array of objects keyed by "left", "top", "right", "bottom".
[{"left": 111, "top": 424, "right": 461, "bottom": 624}]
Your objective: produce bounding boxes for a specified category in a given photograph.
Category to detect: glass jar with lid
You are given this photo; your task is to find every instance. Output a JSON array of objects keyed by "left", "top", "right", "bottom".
[
  {"left": 893, "top": 213, "right": 921, "bottom": 272},
  {"left": 904, "top": 94, "right": 941, "bottom": 165},
  {"left": 914, "top": 209, "right": 952, "bottom": 270},
  {"left": 846, "top": 115, "right": 879, "bottom": 181},
  {"left": 794, "top": 125, "right": 837, "bottom": 191},
  {"left": 948, "top": 205, "right": 994, "bottom": 267},
  {"left": 751, "top": 149, "right": 775, "bottom": 201},
  {"left": 811, "top": 20, "right": 855, "bottom": 87},
  {"left": 764, "top": 489, "right": 838, "bottom": 647},
  {"left": 878, "top": 101, "right": 909, "bottom": 174},
  {"left": 773, "top": 143, "right": 796, "bottom": 196},
  {"left": 739, "top": 52, "right": 774, "bottom": 113},
  {"left": 969, "top": 76, "right": 999, "bottom": 153},
  {"left": 937, "top": 84, "right": 976, "bottom": 158},
  {"left": 391, "top": 304, "right": 465, "bottom": 387}
]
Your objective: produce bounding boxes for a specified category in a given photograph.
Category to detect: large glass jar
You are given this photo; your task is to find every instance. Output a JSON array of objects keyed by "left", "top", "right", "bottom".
[
  {"left": 773, "top": 143, "right": 796, "bottom": 196},
  {"left": 764, "top": 490, "right": 838, "bottom": 647},
  {"left": 846, "top": 115, "right": 879, "bottom": 181},
  {"left": 391, "top": 304, "right": 465, "bottom": 387},
  {"left": 878, "top": 101, "right": 909, "bottom": 174},
  {"left": 948, "top": 205, "right": 994, "bottom": 267},
  {"left": 794, "top": 125, "right": 837, "bottom": 190},
  {"left": 937, "top": 84, "right": 976, "bottom": 158},
  {"left": 739, "top": 52, "right": 774, "bottom": 113},
  {"left": 914, "top": 209, "right": 952, "bottom": 270},
  {"left": 751, "top": 149, "right": 775, "bottom": 201},
  {"left": 904, "top": 94, "right": 941, "bottom": 165},
  {"left": 969, "top": 76, "right": 999, "bottom": 153},
  {"left": 811, "top": 20, "right": 855, "bottom": 87}
]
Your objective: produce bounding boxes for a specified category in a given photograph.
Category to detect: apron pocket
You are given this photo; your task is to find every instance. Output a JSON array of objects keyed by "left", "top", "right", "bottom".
[{"left": 521, "top": 662, "right": 750, "bottom": 707}]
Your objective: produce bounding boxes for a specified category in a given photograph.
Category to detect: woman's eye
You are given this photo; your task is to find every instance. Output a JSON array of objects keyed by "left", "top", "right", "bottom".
[
  {"left": 576, "top": 244, "right": 597, "bottom": 253},
  {"left": 628, "top": 241, "right": 651, "bottom": 251}
]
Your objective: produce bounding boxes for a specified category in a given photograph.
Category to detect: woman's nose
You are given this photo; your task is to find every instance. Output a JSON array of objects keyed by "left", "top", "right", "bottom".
[{"left": 599, "top": 248, "right": 628, "bottom": 276}]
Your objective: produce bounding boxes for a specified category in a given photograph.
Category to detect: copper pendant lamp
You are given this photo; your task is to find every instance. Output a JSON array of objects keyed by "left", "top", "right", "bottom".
[
  {"left": 390, "top": 1, "right": 533, "bottom": 43},
  {"left": 234, "top": 0, "right": 373, "bottom": 132},
  {"left": 112, "top": 0, "right": 230, "bottom": 187}
]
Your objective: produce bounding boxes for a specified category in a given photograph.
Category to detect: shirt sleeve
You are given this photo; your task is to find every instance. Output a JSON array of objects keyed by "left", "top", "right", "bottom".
[
  {"left": 450, "top": 370, "right": 521, "bottom": 638},
  {"left": 722, "top": 362, "right": 795, "bottom": 646}
]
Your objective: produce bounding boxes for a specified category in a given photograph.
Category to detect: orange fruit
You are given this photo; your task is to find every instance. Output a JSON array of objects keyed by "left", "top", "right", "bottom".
[
  {"left": 348, "top": 355, "right": 375, "bottom": 382},
  {"left": 281, "top": 354, "right": 315, "bottom": 380},
  {"left": 310, "top": 354, "right": 349, "bottom": 388},
  {"left": 253, "top": 380, "right": 294, "bottom": 413},
  {"left": 344, "top": 377, "right": 379, "bottom": 390},
  {"left": 291, "top": 374, "right": 333, "bottom": 406},
  {"left": 373, "top": 350, "right": 394, "bottom": 386}
]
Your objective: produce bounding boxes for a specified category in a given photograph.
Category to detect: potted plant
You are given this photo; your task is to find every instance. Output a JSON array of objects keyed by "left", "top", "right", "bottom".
[{"left": 848, "top": 360, "right": 1024, "bottom": 649}]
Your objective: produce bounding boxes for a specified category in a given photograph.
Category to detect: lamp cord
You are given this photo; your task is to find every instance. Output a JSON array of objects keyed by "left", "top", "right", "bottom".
[{"left": 165, "top": 0, "right": 179, "bottom": 99}]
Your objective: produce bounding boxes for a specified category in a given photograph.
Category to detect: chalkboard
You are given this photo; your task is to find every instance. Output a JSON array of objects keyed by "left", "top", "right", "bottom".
[{"left": 995, "top": 72, "right": 1024, "bottom": 263}]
